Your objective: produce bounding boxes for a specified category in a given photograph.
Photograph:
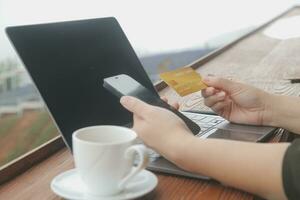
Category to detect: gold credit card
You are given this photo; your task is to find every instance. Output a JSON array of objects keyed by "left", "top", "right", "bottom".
[{"left": 159, "top": 67, "right": 207, "bottom": 96}]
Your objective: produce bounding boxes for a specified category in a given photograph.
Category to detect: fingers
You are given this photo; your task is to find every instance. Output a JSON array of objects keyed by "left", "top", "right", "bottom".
[
  {"left": 173, "top": 102, "right": 180, "bottom": 110},
  {"left": 204, "top": 91, "right": 226, "bottom": 107},
  {"left": 161, "top": 96, "right": 180, "bottom": 110},
  {"left": 201, "top": 87, "right": 216, "bottom": 98},
  {"left": 120, "top": 96, "right": 153, "bottom": 117},
  {"left": 203, "top": 76, "right": 241, "bottom": 93},
  {"left": 161, "top": 97, "right": 168, "bottom": 104},
  {"left": 210, "top": 99, "right": 231, "bottom": 112}
]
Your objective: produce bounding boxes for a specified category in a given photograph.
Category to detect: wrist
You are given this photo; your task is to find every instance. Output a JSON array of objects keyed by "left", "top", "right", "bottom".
[
  {"left": 267, "top": 94, "right": 300, "bottom": 133},
  {"left": 164, "top": 130, "right": 194, "bottom": 164},
  {"left": 264, "top": 94, "right": 300, "bottom": 127},
  {"left": 262, "top": 92, "right": 278, "bottom": 127}
]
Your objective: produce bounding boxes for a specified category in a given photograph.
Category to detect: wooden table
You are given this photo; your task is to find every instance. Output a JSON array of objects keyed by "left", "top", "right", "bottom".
[
  {"left": 0, "top": 131, "right": 288, "bottom": 200},
  {"left": 1, "top": 6, "right": 300, "bottom": 200}
]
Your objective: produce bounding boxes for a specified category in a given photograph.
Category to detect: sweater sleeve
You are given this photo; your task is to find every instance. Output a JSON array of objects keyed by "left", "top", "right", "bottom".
[{"left": 282, "top": 139, "right": 300, "bottom": 200}]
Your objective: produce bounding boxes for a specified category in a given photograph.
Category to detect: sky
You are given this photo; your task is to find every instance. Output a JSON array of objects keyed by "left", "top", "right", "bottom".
[{"left": 0, "top": 0, "right": 299, "bottom": 60}]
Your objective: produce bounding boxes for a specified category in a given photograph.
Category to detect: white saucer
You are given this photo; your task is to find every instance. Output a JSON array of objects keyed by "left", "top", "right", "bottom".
[{"left": 51, "top": 168, "right": 158, "bottom": 200}]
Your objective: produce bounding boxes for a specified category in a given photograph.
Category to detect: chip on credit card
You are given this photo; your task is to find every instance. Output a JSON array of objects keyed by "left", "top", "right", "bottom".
[{"left": 159, "top": 67, "right": 207, "bottom": 96}]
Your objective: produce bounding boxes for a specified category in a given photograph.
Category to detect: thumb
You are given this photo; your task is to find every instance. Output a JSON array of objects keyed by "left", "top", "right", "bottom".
[
  {"left": 120, "top": 96, "right": 153, "bottom": 117},
  {"left": 203, "top": 76, "right": 241, "bottom": 93}
]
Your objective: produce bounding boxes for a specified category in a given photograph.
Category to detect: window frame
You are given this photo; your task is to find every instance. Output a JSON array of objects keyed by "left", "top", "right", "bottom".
[{"left": 0, "top": 6, "right": 295, "bottom": 184}]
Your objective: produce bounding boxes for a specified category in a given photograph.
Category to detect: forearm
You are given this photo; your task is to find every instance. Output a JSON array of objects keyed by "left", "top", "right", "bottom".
[
  {"left": 268, "top": 94, "right": 300, "bottom": 134},
  {"left": 166, "top": 136, "right": 289, "bottom": 200}
]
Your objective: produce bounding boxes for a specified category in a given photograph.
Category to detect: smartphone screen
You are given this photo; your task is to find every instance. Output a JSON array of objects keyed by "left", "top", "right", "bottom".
[{"left": 103, "top": 74, "right": 200, "bottom": 135}]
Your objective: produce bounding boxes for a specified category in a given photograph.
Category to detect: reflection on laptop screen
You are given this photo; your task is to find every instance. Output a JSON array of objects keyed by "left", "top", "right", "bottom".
[{"left": 6, "top": 17, "right": 157, "bottom": 148}]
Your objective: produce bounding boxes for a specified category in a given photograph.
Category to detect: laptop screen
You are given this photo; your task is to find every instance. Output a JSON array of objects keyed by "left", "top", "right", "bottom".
[{"left": 6, "top": 17, "right": 157, "bottom": 149}]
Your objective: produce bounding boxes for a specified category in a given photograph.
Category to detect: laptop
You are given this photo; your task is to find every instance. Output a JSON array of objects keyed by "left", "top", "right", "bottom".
[{"left": 6, "top": 17, "right": 276, "bottom": 179}]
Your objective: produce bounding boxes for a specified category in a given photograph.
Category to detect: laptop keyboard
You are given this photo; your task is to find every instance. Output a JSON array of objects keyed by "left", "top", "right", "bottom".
[
  {"left": 181, "top": 111, "right": 225, "bottom": 137},
  {"left": 140, "top": 111, "right": 226, "bottom": 159}
]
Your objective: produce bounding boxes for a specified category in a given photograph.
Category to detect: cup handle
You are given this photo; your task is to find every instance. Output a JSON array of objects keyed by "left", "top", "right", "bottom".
[{"left": 118, "top": 144, "right": 149, "bottom": 190}]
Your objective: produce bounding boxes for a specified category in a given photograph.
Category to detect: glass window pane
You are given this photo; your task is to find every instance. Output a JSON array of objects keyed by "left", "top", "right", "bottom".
[
  {"left": 0, "top": 0, "right": 294, "bottom": 167},
  {"left": 0, "top": 58, "right": 59, "bottom": 166}
]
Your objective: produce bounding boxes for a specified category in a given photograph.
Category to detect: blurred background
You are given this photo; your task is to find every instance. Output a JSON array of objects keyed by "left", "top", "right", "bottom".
[{"left": 0, "top": 0, "right": 299, "bottom": 167}]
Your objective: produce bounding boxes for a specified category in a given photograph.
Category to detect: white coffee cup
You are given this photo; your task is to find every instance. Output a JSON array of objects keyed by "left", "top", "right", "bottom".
[{"left": 72, "top": 125, "right": 149, "bottom": 196}]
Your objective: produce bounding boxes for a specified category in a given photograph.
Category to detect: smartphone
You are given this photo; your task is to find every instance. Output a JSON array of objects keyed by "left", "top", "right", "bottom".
[{"left": 103, "top": 74, "right": 200, "bottom": 135}]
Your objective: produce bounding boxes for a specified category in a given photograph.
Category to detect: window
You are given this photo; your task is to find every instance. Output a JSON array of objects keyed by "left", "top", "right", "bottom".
[{"left": 0, "top": 0, "right": 295, "bottom": 168}]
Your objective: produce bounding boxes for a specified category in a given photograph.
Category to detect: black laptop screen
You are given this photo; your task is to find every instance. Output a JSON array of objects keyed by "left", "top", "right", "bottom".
[{"left": 6, "top": 18, "right": 157, "bottom": 149}]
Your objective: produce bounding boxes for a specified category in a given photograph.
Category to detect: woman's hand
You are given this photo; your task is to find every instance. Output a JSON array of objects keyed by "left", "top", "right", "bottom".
[
  {"left": 120, "top": 94, "right": 289, "bottom": 200},
  {"left": 120, "top": 96, "right": 193, "bottom": 160},
  {"left": 161, "top": 97, "right": 180, "bottom": 110},
  {"left": 202, "top": 76, "right": 274, "bottom": 126}
]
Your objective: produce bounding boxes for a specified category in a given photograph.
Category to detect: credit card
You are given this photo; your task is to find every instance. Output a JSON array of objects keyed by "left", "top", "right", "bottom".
[{"left": 159, "top": 67, "right": 207, "bottom": 96}]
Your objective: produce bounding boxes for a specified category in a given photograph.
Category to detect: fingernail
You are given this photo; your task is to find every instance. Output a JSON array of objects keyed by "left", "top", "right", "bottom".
[
  {"left": 203, "top": 76, "right": 210, "bottom": 83},
  {"left": 217, "top": 92, "right": 225, "bottom": 97},
  {"left": 120, "top": 96, "right": 133, "bottom": 106}
]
